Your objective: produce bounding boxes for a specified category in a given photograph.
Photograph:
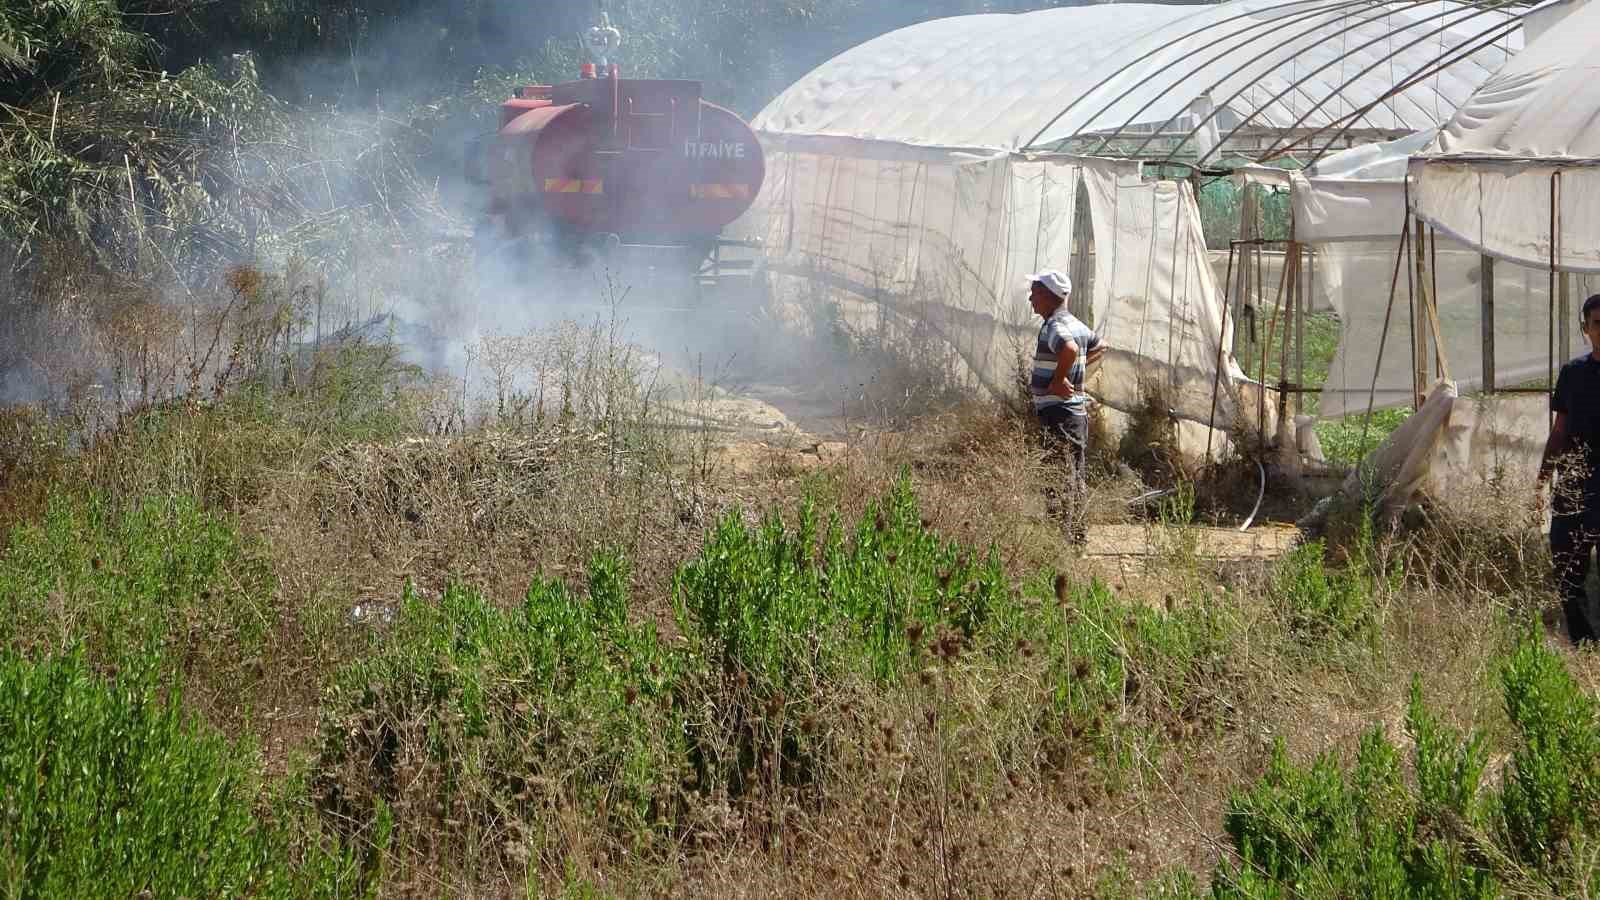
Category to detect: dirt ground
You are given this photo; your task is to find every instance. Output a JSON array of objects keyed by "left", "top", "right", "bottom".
[
  {"left": 1079, "top": 521, "right": 1302, "bottom": 596},
  {"left": 1082, "top": 522, "right": 1301, "bottom": 561}
]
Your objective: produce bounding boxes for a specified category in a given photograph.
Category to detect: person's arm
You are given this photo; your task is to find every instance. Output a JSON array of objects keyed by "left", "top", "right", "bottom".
[
  {"left": 1085, "top": 337, "right": 1108, "bottom": 371},
  {"left": 1048, "top": 339, "right": 1080, "bottom": 398},
  {"left": 1540, "top": 411, "right": 1570, "bottom": 486},
  {"left": 1543, "top": 365, "right": 1572, "bottom": 489}
]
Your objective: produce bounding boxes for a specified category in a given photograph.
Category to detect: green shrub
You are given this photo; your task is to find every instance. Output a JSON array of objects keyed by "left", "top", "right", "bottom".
[
  {"left": 1498, "top": 624, "right": 1600, "bottom": 875},
  {"left": 0, "top": 404, "right": 71, "bottom": 529},
  {"left": 1315, "top": 407, "right": 1409, "bottom": 469},
  {"left": 1215, "top": 718, "right": 1496, "bottom": 898},
  {"left": 87, "top": 355, "right": 430, "bottom": 514},
  {"left": 316, "top": 476, "right": 1245, "bottom": 878},
  {"left": 1213, "top": 627, "right": 1600, "bottom": 897},
  {"left": 318, "top": 553, "right": 685, "bottom": 868},
  {"left": 0, "top": 651, "right": 359, "bottom": 897},
  {"left": 1268, "top": 537, "right": 1385, "bottom": 646},
  {"left": 671, "top": 475, "right": 1032, "bottom": 799},
  {"left": 1032, "top": 576, "right": 1236, "bottom": 778},
  {"left": 0, "top": 491, "right": 275, "bottom": 676},
  {"left": 673, "top": 475, "right": 1009, "bottom": 693}
]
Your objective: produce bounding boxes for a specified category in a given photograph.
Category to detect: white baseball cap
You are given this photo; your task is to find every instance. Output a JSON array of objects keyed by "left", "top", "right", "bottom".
[{"left": 1027, "top": 270, "right": 1072, "bottom": 301}]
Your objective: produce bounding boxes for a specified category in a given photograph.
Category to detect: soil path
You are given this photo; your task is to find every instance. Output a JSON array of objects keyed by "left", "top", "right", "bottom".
[{"left": 1083, "top": 523, "right": 1301, "bottom": 561}]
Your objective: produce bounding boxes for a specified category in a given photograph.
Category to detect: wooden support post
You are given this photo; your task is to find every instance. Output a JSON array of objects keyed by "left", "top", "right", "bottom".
[
  {"left": 1480, "top": 254, "right": 1495, "bottom": 394},
  {"left": 1560, "top": 271, "right": 1573, "bottom": 360},
  {"left": 1240, "top": 186, "right": 1259, "bottom": 366},
  {"left": 1412, "top": 218, "right": 1430, "bottom": 409},
  {"left": 1236, "top": 242, "right": 1250, "bottom": 359},
  {"left": 1296, "top": 244, "right": 1307, "bottom": 418},
  {"left": 1423, "top": 275, "right": 1449, "bottom": 382},
  {"left": 1278, "top": 245, "right": 1298, "bottom": 423}
]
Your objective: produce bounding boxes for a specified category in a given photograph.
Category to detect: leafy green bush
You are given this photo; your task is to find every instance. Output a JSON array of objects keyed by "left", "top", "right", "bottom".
[
  {"left": 318, "top": 553, "right": 685, "bottom": 868},
  {"left": 1212, "top": 627, "right": 1600, "bottom": 897},
  {"left": 1315, "top": 407, "right": 1410, "bottom": 468},
  {"left": 86, "top": 354, "right": 433, "bottom": 514},
  {"left": 1215, "top": 697, "right": 1496, "bottom": 898},
  {"left": 315, "top": 475, "right": 1249, "bottom": 879},
  {"left": 1498, "top": 625, "right": 1600, "bottom": 876},
  {"left": 673, "top": 476, "right": 1008, "bottom": 693},
  {"left": 1268, "top": 537, "right": 1385, "bottom": 646},
  {"left": 0, "top": 403, "right": 71, "bottom": 528},
  {"left": 0, "top": 651, "right": 360, "bottom": 897},
  {"left": 319, "top": 479, "right": 1016, "bottom": 863},
  {"left": 0, "top": 491, "right": 275, "bottom": 675},
  {"left": 1034, "top": 576, "right": 1235, "bottom": 775}
]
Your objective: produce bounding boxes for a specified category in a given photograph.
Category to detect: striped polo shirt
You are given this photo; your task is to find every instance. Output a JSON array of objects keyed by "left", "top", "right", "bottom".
[{"left": 1030, "top": 309, "right": 1100, "bottom": 415}]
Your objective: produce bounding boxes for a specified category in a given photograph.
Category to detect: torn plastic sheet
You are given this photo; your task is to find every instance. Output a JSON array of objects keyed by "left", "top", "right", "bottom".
[{"left": 1300, "top": 379, "right": 1457, "bottom": 532}]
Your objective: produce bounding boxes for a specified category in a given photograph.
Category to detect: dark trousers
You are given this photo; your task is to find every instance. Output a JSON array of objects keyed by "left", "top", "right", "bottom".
[
  {"left": 1037, "top": 405, "right": 1088, "bottom": 541},
  {"left": 1551, "top": 512, "right": 1599, "bottom": 644}
]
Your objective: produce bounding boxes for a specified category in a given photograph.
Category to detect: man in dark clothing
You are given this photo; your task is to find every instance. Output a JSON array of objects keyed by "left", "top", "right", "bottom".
[
  {"left": 1026, "top": 269, "right": 1106, "bottom": 543},
  {"left": 1539, "top": 293, "right": 1600, "bottom": 646}
]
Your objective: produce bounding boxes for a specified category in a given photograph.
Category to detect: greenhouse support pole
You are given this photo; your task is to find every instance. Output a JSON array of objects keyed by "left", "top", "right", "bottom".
[
  {"left": 1362, "top": 225, "right": 1411, "bottom": 456},
  {"left": 1206, "top": 242, "right": 1240, "bottom": 464},
  {"left": 1421, "top": 229, "right": 1449, "bottom": 383},
  {"left": 1259, "top": 239, "right": 1293, "bottom": 450},
  {"left": 1560, "top": 272, "right": 1572, "bottom": 360},
  {"left": 1277, "top": 244, "right": 1298, "bottom": 431},
  {"left": 1296, "top": 244, "right": 1307, "bottom": 418},
  {"left": 1480, "top": 255, "right": 1495, "bottom": 394},
  {"left": 1426, "top": 225, "right": 1447, "bottom": 381},
  {"left": 1411, "top": 217, "right": 1428, "bottom": 410},
  {"left": 1549, "top": 171, "right": 1561, "bottom": 425}
]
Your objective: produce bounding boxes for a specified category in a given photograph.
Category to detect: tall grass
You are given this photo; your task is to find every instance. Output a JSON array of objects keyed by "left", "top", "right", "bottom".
[
  {"left": 317, "top": 557, "right": 686, "bottom": 874},
  {"left": 0, "top": 651, "right": 363, "bottom": 897},
  {"left": 0, "top": 491, "right": 275, "bottom": 686},
  {"left": 313, "top": 475, "right": 1245, "bottom": 884},
  {"left": 1212, "top": 624, "right": 1600, "bottom": 898}
]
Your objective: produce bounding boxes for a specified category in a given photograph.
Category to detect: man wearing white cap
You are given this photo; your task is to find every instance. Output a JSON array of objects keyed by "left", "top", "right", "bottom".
[{"left": 1027, "top": 269, "right": 1105, "bottom": 543}]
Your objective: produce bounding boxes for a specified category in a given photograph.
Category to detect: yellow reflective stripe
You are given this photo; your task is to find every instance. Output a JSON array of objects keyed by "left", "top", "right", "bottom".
[
  {"left": 690, "top": 184, "right": 752, "bottom": 200},
  {"left": 543, "top": 178, "right": 603, "bottom": 194}
]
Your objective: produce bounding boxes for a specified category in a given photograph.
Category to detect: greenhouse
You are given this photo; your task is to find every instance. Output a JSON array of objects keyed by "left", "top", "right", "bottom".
[{"left": 731, "top": 0, "right": 1540, "bottom": 464}]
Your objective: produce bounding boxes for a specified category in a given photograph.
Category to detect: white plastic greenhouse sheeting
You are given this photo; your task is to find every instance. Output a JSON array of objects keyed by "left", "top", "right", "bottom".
[
  {"left": 730, "top": 136, "right": 1252, "bottom": 435},
  {"left": 1292, "top": 130, "right": 1432, "bottom": 243},
  {"left": 1411, "top": 0, "right": 1600, "bottom": 272},
  {"left": 1082, "top": 163, "right": 1245, "bottom": 427},
  {"left": 1433, "top": 391, "right": 1549, "bottom": 492},
  {"left": 1312, "top": 238, "right": 1600, "bottom": 418},
  {"left": 753, "top": 0, "right": 1521, "bottom": 151},
  {"left": 1288, "top": 133, "right": 1600, "bottom": 419},
  {"left": 736, "top": 138, "right": 1047, "bottom": 401},
  {"left": 1305, "top": 381, "right": 1549, "bottom": 528}
]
